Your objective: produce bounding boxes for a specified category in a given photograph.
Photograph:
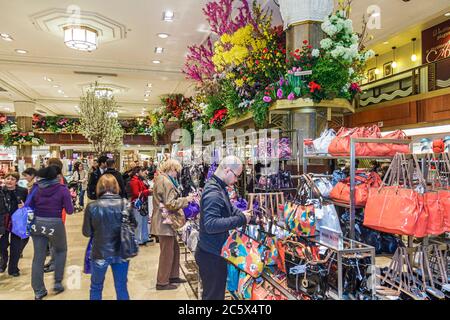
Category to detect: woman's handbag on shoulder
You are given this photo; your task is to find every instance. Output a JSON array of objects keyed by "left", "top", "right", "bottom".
[{"left": 120, "top": 200, "right": 139, "bottom": 259}]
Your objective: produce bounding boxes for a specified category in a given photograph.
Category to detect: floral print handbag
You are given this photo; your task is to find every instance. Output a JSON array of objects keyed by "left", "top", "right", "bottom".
[{"left": 221, "top": 229, "right": 267, "bottom": 278}]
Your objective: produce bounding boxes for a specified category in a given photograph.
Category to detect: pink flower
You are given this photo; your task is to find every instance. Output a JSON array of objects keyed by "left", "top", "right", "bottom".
[
  {"left": 263, "top": 96, "right": 272, "bottom": 103},
  {"left": 288, "top": 92, "right": 295, "bottom": 101},
  {"left": 277, "top": 89, "right": 284, "bottom": 99},
  {"left": 288, "top": 70, "right": 293, "bottom": 75}
]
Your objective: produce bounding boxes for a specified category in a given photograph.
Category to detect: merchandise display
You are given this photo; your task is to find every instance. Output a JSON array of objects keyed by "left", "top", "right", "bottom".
[{"left": 0, "top": 0, "right": 449, "bottom": 306}]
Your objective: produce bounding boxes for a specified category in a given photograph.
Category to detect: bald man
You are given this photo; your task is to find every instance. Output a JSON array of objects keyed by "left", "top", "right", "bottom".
[{"left": 195, "top": 156, "right": 252, "bottom": 300}]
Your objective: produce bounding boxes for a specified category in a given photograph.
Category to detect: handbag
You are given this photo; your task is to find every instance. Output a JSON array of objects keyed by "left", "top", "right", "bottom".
[
  {"left": 11, "top": 185, "right": 38, "bottom": 239},
  {"left": 120, "top": 199, "right": 139, "bottom": 259},
  {"left": 364, "top": 154, "right": 424, "bottom": 235},
  {"left": 221, "top": 228, "right": 267, "bottom": 278},
  {"left": 330, "top": 172, "right": 381, "bottom": 206},
  {"left": 328, "top": 126, "right": 386, "bottom": 156},
  {"left": 311, "top": 175, "right": 333, "bottom": 198},
  {"left": 183, "top": 201, "right": 200, "bottom": 220},
  {"left": 83, "top": 237, "right": 93, "bottom": 274},
  {"left": 313, "top": 128, "right": 336, "bottom": 154}
]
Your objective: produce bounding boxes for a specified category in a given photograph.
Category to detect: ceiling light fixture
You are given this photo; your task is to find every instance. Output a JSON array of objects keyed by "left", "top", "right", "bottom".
[
  {"left": 53, "top": 85, "right": 60, "bottom": 88},
  {"left": 152, "top": 60, "right": 161, "bottom": 64},
  {"left": 147, "top": 83, "right": 153, "bottom": 88},
  {"left": 63, "top": 25, "right": 98, "bottom": 51},
  {"left": 144, "top": 93, "right": 150, "bottom": 97},
  {"left": 163, "top": 10, "right": 174, "bottom": 22},
  {"left": 94, "top": 87, "right": 113, "bottom": 99},
  {"left": 391, "top": 46, "right": 397, "bottom": 69},
  {"left": 157, "top": 33, "right": 170, "bottom": 39},
  {"left": 15, "top": 49, "right": 28, "bottom": 54},
  {"left": 155, "top": 47, "right": 164, "bottom": 54},
  {"left": 44, "top": 76, "right": 53, "bottom": 82},
  {"left": 411, "top": 38, "right": 417, "bottom": 62},
  {"left": 144, "top": 98, "right": 149, "bottom": 102},
  {"left": 445, "top": 12, "right": 450, "bottom": 17},
  {"left": 383, "top": 41, "right": 389, "bottom": 45},
  {"left": 58, "top": 89, "right": 64, "bottom": 93},
  {"left": 0, "top": 33, "right": 13, "bottom": 41}
]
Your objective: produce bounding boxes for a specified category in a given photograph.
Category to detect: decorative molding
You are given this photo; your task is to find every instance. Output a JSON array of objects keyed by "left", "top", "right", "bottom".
[
  {"left": 437, "top": 78, "right": 450, "bottom": 88},
  {"left": 29, "top": 8, "right": 127, "bottom": 44},
  {"left": 360, "top": 87, "right": 413, "bottom": 106}
]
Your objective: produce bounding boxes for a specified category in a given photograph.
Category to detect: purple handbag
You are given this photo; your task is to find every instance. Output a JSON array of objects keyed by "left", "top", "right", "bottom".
[
  {"left": 83, "top": 237, "right": 93, "bottom": 274},
  {"left": 183, "top": 202, "right": 200, "bottom": 220},
  {"left": 233, "top": 198, "right": 248, "bottom": 212}
]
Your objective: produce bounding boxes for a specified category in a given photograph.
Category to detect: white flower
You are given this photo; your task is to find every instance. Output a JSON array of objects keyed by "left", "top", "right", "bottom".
[
  {"left": 321, "top": 20, "right": 338, "bottom": 36},
  {"left": 344, "top": 19, "right": 353, "bottom": 33},
  {"left": 348, "top": 67, "right": 354, "bottom": 75},
  {"left": 364, "top": 50, "right": 375, "bottom": 60},
  {"left": 351, "top": 34, "right": 359, "bottom": 45},
  {"left": 320, "top": 38, "right": 333, "bottom": 50},
  {"left": 311, "top": 49, "right": 320, "bottom": 57}
]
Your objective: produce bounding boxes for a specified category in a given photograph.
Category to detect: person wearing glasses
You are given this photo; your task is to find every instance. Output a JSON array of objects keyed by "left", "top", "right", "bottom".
[{"left": 195, "top": 156, "right": 252, "bottom": 300}]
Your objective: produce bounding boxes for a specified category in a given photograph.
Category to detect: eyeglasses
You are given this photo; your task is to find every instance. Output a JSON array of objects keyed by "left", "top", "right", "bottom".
[{"left": 229, "top": 168, "right": 239, "bottom": 179}]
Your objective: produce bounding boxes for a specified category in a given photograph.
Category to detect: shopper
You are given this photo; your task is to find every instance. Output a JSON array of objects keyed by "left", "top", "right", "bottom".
[
  {"left": 87, "top": 156, "right": 108, "bottom": 200},
  {"left": 105, "top": 158, "right": 127, "bottom": 199},
  {"left": 43, "top": 158, "right": 68, "bottom": 273},
  {"left": 29, "top": 166, "right": 74, "bottom": 300},
  {"left": 72, "top": 162, "right": 88, "bottom": 209},
  {"left": 22, "top": 168, "right": 37, "bottom": 192},
  {"left": 129, "top": 166, "right": 151, "bottom": 245},
  {"left": 82, "top": 174, "right": 136, "bottom": 300},
  {"left": 147, "top": 158, "right": 157, "bottom": 181},
  {"left": 151, "top": 159, "right": 192, "bottom": 290},
  {"left": 195, "top": 156, "right": 252, "bottom": 300},
  {"left": 0, "top": 172, "right": 28, "bottom": 277}
]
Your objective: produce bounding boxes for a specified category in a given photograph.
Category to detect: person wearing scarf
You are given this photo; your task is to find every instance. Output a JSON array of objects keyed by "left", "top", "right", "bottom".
[{"left": 151, "top": 159, "right": 193, "bottom": 290}]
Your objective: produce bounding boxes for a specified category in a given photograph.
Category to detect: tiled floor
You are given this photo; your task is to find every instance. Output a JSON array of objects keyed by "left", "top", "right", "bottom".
[{"left": 0, "top": 212, "right": 196, "bottom": 300}]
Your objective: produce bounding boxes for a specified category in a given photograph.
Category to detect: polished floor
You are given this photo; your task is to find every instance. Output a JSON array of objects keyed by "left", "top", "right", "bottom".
[{"left": 0, "top": 212, "right": 195, "bottom": 300}]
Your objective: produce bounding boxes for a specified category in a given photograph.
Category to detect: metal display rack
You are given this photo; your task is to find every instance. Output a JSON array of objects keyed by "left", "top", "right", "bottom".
[
  {"left": 302, "top": 137, "right": 412, "bottom": 240},
  {"left": 176, "top": 233, "right": 202, "bottom": 299}
]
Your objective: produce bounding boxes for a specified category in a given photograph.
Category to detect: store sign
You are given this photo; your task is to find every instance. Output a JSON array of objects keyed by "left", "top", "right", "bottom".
[
  {"left": 422, "top": 19, "right": 450, "bottom": 64},
  {"left": 320, "top": 226, "right": 343, "bottom": 250}
]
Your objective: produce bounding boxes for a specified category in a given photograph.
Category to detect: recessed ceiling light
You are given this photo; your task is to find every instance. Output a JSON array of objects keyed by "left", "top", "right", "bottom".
[
  {"left": 44, "top": 76, "right": 53, "bottom": 82},
  {"left": 445, "top": 12, "right": 450, "bottom": 17},
  {"left": 155, "top": 47, "right": 164, "bottom": 54},
  {"left": 383, "top": 41, "right": 389, "bottom": 44},
  {"left": 144, "top": 93, "right": 150, "bottom": 97},
  {"left": 152, "top": 60, "right": 161, "bottom": 64},
  {"left": 15, "top": 49, "right": 27, "bottom": 54},
  {"left": 144, "top": 98, "right": 149, "bottom": 102},
  {"left": 58, "top": 89, "right": 64, "bottom": 94},
  {"left": 157, "top": 33, "right": 170, "bottom": 39},
  {"left": 163, "top": 10, "right": 174, "bottom": 21},
  {"left": 147, "top": 83, "right": 153, "bottom": 88},
  {"left": 53, "top": 85, "right": 60, "bottom": 88}
]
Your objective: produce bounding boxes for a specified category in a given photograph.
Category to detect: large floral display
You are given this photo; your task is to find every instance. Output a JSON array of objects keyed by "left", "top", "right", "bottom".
[{"left": 146, "top": 0, "right": 373, "bottom": 137}]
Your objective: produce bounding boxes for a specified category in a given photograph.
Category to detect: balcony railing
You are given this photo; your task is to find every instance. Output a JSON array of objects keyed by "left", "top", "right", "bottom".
[{"left": 356, "top": 56, "right": 450, "bottom": 108}]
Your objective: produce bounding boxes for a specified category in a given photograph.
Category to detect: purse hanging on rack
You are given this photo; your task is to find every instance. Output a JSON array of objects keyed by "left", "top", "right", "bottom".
[
  {"left": 425, "top": 155, "right": 446, "bottom": 236},
  {"left": 438, "top": 152, "right": 450, "bottom": 232},
  {"left": 329, "top": 171, "right": 382, "bottom": 206},
  {"left": 221, "top": 227, "right": 267, "bottom": 278},
  {"left": 283, "top": 175, "right": 320, "bottom": 237}
]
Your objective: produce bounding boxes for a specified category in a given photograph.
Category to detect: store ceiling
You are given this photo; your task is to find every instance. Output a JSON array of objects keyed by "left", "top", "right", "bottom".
[{"left": 0, "top": 0, "right": 448, "bottom": 117}]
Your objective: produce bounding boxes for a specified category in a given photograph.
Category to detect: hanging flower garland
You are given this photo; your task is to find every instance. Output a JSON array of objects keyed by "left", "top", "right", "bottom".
[{"left": 3, "top": 131, "right": 45, "bottom": 147}]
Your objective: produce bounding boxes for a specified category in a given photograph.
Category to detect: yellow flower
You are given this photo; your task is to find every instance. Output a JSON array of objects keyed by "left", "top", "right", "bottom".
[{"left": 235, "top": 78, "right": 244, "bottom": 87}]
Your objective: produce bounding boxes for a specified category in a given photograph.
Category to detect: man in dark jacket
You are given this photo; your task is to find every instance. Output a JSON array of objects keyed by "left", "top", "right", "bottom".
[
  {"left": 195, "top": 156, "right": 252, "bottom": 300},
  {"left": 105, "top": 158, "right": 127, "bottom": 199},
  {"left": 87, "top": 155, "right": 108, "bottom": 200}
]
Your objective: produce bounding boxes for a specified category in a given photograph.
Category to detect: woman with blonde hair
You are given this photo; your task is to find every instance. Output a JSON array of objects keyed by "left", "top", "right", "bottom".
[
  {"left": 83, "top": 174, "right": 136, "bottom": 300},
  {"left": 151, "top": 159, "right": 193, "bottom": 290}
]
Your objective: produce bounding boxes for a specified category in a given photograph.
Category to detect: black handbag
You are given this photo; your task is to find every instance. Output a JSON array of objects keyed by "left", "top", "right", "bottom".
[{"left": 120, "top": 200, "right": 139, "bottom": 259}]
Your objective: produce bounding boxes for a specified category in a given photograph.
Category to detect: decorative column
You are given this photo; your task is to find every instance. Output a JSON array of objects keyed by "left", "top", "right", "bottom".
[
  {"left": 14, "top": 101, "right": 36, "bottom": 166},
  {"left": 279, "top": 0, "right": 333, "bottom": 52}
]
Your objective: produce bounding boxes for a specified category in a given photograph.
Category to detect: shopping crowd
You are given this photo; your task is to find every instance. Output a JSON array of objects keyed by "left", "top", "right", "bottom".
[{"left": 0, "top": 154, "right": 251, "bottom": 300}]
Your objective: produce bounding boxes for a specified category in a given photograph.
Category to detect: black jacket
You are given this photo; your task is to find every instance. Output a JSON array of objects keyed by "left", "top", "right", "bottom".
[
  {"left": 0, "top": 186, "right": 28, "bottom": 235},
  {"left": 198, "top": 175, "right": 246, "bottom": 256},
  {"left": 105, "top": 168, "right": 127, "bottom": 199},
  {"left": 82, "top": 194, "right": 136, "bottom": 260},
  {"left": 87, "top": 168, "right": 103, "bottom": 200}
]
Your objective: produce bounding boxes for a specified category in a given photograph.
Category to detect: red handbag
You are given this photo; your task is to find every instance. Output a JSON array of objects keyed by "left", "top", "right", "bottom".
[
  {"left": 438, "top": 190, "right": 450, "bottom": 232},
  {"left": 330, "top": 172, "right": 381, "bottom": 206},
  {"left": 425, "top": 191, "right": 445, "bottom": 235},
  {"left": 328, "top": 126, "right": 385, "bottom": 156}
]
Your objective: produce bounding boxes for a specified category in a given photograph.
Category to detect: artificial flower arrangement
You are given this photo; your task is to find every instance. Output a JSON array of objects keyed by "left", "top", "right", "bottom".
[
  {"left": 0, "top": 113, "right": 15, "bottom": 134},
  {"left": 3, "top": 130, "right": 45, "bottom": 147},
  {"left": 182, "top": 0, "right": 372, "bottom": 129},
  {"left": 32, "top": 114, "right": 80, "bottom": 133}
]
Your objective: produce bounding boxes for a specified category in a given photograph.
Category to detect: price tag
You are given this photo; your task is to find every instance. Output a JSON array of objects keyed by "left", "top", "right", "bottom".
[{"left": 320, "top": 226, "right": 344, "bottom": 250}]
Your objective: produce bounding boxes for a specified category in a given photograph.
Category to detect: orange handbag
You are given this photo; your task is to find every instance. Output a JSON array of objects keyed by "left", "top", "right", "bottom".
[
  {"left": 414, "top": 193, "right": 428, "bottom": 237},
  {"left": 438, "top": 190, "right": 450, "bottom": 232},
  {"left": 364, "top": 154, "right": 424, "bottom": 235},
  {"left": 424, "top": 191, "right": 444, "bottom": 235},
  {"left": 330, "top": 172, "right": 381, "bottom": 206},
  {"left": 328, "top": 126, "right": 386, "bottom": 156},
  {"left": 383, "top": 130, "right": 410, "bottom": 156}
]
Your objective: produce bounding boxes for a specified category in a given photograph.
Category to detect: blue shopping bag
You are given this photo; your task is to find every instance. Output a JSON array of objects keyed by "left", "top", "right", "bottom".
[
  {"left": 11, "top": 185, "right": 38, "bottom": 239},
  {"left": 83, "top": 237, "right": 93, "bottom": 274}
]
